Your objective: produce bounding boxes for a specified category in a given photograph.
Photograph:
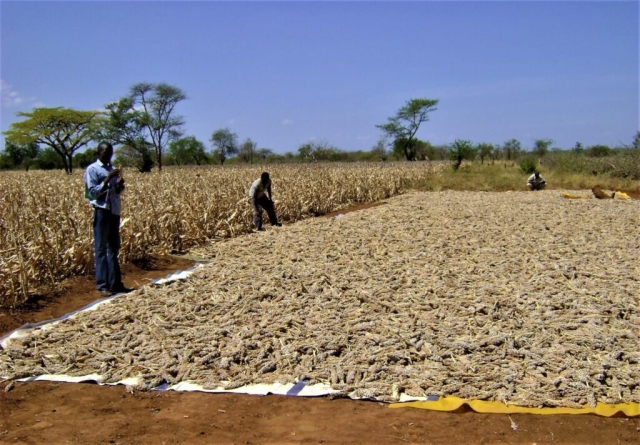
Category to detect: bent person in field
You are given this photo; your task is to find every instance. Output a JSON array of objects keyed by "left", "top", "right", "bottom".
[
  {"left": 85, "top": 142, "right": 131, "bottom": 297},
  {"left": 249, "top": 172, "right": 282, "bottom": 231},
  {"left": 527, "top": 171, "right": 547, "bottom": 191}
]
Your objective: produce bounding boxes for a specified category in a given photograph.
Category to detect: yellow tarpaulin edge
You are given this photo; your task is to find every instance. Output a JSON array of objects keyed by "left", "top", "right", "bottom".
[{"left": 388, "top": 396, "right": 640, "bottom": 417}]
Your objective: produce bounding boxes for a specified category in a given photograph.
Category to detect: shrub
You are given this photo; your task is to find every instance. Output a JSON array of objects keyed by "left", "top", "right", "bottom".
[
  {"left": 586, "top": 145, "right": 612, "bottom": 158},
  {"left": 519, "top": 157, "right": 537, "bottom": 174}
]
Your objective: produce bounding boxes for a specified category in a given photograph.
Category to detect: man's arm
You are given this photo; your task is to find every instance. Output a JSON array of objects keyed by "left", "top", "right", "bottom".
[
  {"left": 86, "top": 166, "right": 108, "bottom": 198},
  {"left": 87, "top": 166, "right": 120, "bottom": 198},
  {"left": 267, "top": 183, "right": 272, "bottom": 201}
]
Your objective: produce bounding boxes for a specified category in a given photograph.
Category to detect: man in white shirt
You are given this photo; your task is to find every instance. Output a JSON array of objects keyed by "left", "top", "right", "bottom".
[
  {"left": 249, "top": 172, "right": 281, "bottom": 231},
  {"left": 527, "top": 171, "right": 547, "bottom": 191}
]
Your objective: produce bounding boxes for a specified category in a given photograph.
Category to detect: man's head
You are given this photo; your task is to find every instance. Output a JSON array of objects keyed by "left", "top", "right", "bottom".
[
  {"left": 534, "top": 171, "right": 540, "bottom": 179},
  {"left": 97, "top": 142, "right": 114, "bottom": 165},
  {"left": 261, "top": 172, "right": 270, "bottom": 183}
]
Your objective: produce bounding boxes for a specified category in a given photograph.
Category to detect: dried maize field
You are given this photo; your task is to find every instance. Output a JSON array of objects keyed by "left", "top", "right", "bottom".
[
  {"left": 2, "top": 190, "right": 639, "bottom": 408},
  {"left": 0, "top": 163, "right": 438, "bottom": 306}
]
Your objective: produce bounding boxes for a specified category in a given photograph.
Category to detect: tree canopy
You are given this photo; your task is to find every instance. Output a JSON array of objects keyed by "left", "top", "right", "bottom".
[
  {"left": 392, "top": 138, "right": 431, "bottom": 161},
  {"left": 376, "top": 98, "right": 439, "bottom": 161},
  {"left": 100, "top": 97, "right": 154, "bottom": 171},
  {"left": 476, "top": 143, "right": 494, "bottom": 165},
  {"left": 238, "top": 138, "right": 257, "bottom": 164},
  {"left": 449, "top": 139, "right": 477, "bottom": 170},
  {"left": 129, "top": 83, "right": 186, "bottom": 171},
  {"left": 1, "top": 140, "right": 40, "bottom": 170},
  {"left": 210, "top": 128, "right": 238, "bottom": 165},
  {"left": 502, "top": 139, "right": 522, "bottom": 161},
  {"left": 3, "top": 107, "right": 104, "bottom": 173},
  {"left": 533, "top": 139, "right": 553, "bottom": 158},
  {"left": 169, "top": 136, "right": 208, "bottom": 166}
]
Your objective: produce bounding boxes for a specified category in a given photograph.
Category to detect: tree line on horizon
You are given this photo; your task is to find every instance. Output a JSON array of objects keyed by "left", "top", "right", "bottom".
[{"left": 1, "top": 82, "right": 638, "bottom": 174}]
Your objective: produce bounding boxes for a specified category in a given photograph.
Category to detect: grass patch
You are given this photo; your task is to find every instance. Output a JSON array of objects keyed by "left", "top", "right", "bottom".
[{"left": 418, "top": 162, "right": 640, "bottom": 193}]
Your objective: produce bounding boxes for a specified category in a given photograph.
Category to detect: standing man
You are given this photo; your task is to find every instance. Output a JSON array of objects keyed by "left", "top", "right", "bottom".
[
  {"left": 527, "top": 171, "right": 547, "bottom": 191},
  {"left": 85, "top": 142, "right": 129, "bottom": 296},
  {"left": 249, "top": 172, "right": 282, "bottom": 231}
]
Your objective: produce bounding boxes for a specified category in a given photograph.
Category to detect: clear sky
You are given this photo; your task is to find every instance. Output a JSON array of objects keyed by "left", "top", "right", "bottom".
[{"left": 1, "top": 1, "right": 638, "bottom": 153}]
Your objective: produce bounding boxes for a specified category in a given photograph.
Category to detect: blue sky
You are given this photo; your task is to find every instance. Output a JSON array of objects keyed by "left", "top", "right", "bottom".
[{"left": 1, "top": 1, "right": 638, "bottom": 153}]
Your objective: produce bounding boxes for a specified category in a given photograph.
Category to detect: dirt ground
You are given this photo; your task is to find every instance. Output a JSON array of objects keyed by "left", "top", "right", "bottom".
[{"left": 1, "top": 203, "right": 639, "bottom": 444}]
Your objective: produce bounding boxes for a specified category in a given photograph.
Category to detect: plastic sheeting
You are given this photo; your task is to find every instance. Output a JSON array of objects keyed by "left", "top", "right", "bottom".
[{"left": 389, "top": 396, "right": 640, "bottom": 417}]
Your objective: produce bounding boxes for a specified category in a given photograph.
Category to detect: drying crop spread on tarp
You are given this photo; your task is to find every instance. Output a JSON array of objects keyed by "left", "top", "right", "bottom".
[{"left": 1, "top": 190, "right": 638, "bottom": 407}]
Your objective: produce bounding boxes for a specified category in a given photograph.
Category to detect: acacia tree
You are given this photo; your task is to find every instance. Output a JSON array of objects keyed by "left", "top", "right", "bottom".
[
  {"left": 169, "top": 136, "right": 207, "bottom": 166},
  {"left": 572, "top": 142, "right": 584, "bottom": 155},
  {"left": 376, "top": 98, "right": 439, "bottom": 161},
  {"left": 210, "top": 128, "right": 238, "bottom": 165},
  {"left": 3, "top": 107, "right": 103, "bottom": 173},
  {"left": 129, "top": 83, "right": 186, "bottom": 171},
  {"left": 2, "top": 140, "right": 40, "bottom": 170},
  {"left": 257, "top": 148, "right": 274, "bottom": 161},
  {"left": 502, "top": 139, "right": 522, "bottom": 161},
  {"left": 632, "top": 131, "right": 640, "bottom": 150},
  {"left": 476, "top": 143, "right": 494, "bottom": 165},
  {"left": 100, "top": 97, "right": 154, "bottom": 172},
  {"left": 449, "top": 139, "right": 477, "bottom": 170},
  {"left": 368, "top": 138, "right": 387, "bottom": 161},
  {"left": 533, "top": 139, "right": 553, "bottom": 158},
  {"left": 393, "top": 138, "right": 431, "bottom": 161},
  {"left": 298, "top": 143, "right": 313, "bottom": 161},
  {"left": 238, "top": 138, "right": 257, "bottom": 164}
]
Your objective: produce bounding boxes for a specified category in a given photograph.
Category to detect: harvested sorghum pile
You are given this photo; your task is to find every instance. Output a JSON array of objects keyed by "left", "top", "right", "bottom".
[{"left": 1, "top": 191, "right": 639, "bottom": 407}]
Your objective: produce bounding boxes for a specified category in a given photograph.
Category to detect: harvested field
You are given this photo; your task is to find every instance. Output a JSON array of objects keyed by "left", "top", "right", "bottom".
[{"left": 1, "top": 190, "right": 639, "bottom": 408}]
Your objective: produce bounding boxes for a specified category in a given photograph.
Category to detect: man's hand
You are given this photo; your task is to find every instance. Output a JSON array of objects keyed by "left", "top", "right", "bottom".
[
  {"left": 106, "top": 169, "right": 120, "bottom": 181},
  {"left": 117, "top": 176, "right": 125, "bottom": 185}
]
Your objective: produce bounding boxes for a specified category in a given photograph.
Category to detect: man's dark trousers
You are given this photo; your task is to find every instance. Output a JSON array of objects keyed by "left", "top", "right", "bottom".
[
  {"left": 93, "top": 208, "right": 122, "bottom": 291},
  {"left": 252, "top": 196, "right": 278, "bottom": 229}
]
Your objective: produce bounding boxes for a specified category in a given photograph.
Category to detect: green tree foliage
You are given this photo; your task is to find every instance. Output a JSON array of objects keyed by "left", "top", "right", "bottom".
[
  {"left": 586, "top": 144, "right": 612, "bottom": 157},
  {"left": 502, "top": 139, "right": 522, "bottom": 161},
  {"left": 296, "top": 141, "right": 341, "bottom": 162},
  {"left": 0, "top": 153, "right": 12, "bottom": 170},
  {"left": 533, "top": 139, "right": 553, "bottom": 158},
  {"left": 257, "top": 148, "right": 274, "bottom": 161},
  {"left": 572, "top": 142, "right": 584, "bottom": 155},
  {"left": 376, "top": 98, "right": 439, "bottom": 161},
  {"left": 36, "top": 147, "right": 66, "bottom": 170},
  {"left": 0, "top": 140, "right": 40, "bottom": 170},
  {"left": 370, "top": 138, "right": 388, "bottom": 161},
  {"left": 392, "top": 138, "right": 432, "bottom": 161},
  {"left": 210, "top": 128, "right": 238, "bottom": 165},
  {"left": 100, "top": 97, "right": 150, "bottom": 166},
  {"left": 519, "top": 157, "right": 538, "bottom": 174},
  {"left": 476, "top": 143, "right": 494, "bottom": 165},
  {"left": 73, "top": 148, "right": 97, "bottom": 169},
  {"left": 238, "top": 138, "right": 257, "bottom": 164},
  {"left": 114, "top": 144, "right": 154, "bottom": 172},
  {"left": 129, "top": 83, "right": 186, "bottom": 171},
  {"left": 3, "top": 107, "right": 104, "bottom": 173},
  {"left": 449, "top": 139, "right": 477, "bottom": 170},
  {"left": 297, "top": 143, "right": 313, "bottom": 161},
  {"left": 169, "top": 136, "right": 208, "bottom": 166},
  {"left": 633, "top": 131, "right": 640, "bottom": 150}
]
